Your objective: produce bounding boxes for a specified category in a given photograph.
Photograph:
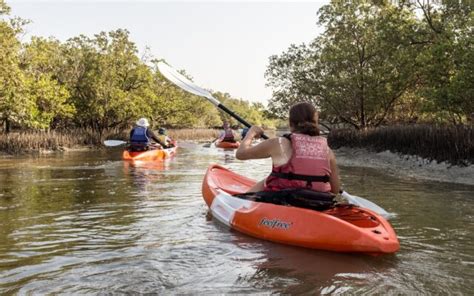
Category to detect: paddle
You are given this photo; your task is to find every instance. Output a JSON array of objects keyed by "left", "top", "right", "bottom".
[
  {"left": 157, "top": 62, "right": 268, "bottom": 140},
  {"left": 203, "top": 138, "right": 218, "bottom": 148},
  {"left": 340, "top": 191, "right": 391, "bottom": 219},
  {"left": 157, "top": 62, "right": 390, "bottom": 218},
  {"left": 104, "top": 140, "right": 127, "bottom": 147}
]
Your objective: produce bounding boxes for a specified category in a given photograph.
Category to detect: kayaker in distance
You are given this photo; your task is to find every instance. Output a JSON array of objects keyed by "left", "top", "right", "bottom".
[
  {"left": 157, "top": 128, "right": 175, "bottom": 148},
  {"left": 241, "top": 127, "right": 249, "bottom": 139},
  {"left": 236, "top": 102, "right": 340, "bottom": 194},
  {"left": 128, "top": 118, "right": 168, "bottom": 151},
  {"left": 219, "top": 122, "right": 237, "bottom": 143}
]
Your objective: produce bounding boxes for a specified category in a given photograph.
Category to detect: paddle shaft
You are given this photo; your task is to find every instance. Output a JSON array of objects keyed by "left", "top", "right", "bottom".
[
  {"left": 157, "top": 62, "right": 269, "bottom": 140},
  {"left": 217, "top": 104, "right": 269, "bottom": 140}
]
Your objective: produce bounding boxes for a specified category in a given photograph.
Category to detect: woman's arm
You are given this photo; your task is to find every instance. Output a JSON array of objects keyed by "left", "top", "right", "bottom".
[
  {"left": 236, "top": 126, "right": 277, "bottom": 160},
  {"left": 328, "top": 149, "right": 340, "bottom": 195}
]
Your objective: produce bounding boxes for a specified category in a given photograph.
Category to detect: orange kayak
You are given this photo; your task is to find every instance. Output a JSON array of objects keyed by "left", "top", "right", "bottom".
[
  {"left": 202, "top": 164, "right": 400, "bottom": 254},
  {"left": 122, "top": 145, "right": 177, "bottom": 161},
  {"left": 215, "top": 140, "right": 240, "bottom": 149}
]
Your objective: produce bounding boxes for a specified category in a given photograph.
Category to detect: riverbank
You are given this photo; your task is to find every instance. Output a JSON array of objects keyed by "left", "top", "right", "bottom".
[
  {"left": 0, "top": 129, "right": 221, "bottom": 155},
  {"left": 335, "top": 147, "right": 474, "bottom": 186},
  {"left": 328, "top": 125, "right": 473, "bottom": 166},
  {"left": 2, "top": 129, "right": 472, "bottom": 186}
]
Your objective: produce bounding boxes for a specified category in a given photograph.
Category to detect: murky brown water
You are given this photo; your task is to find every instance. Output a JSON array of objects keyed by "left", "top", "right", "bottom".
[{"left": 1, "top": 143, "right": 473, "bottom": 294}]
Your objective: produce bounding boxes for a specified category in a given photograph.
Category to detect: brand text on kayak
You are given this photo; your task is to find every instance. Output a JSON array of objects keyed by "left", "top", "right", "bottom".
[{"left": 260, "top": 218, "right": 292, "bottom": 230}]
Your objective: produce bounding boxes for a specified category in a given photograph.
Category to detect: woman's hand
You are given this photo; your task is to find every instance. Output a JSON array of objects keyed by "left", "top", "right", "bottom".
[{"left": 246, "top": 126, "right": 264, "bottom": 139}]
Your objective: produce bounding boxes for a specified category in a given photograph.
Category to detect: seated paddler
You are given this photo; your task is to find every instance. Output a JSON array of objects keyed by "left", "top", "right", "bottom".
[
  {"left": 219, "top": 122, "right": 236, "bottom": 143},
  {"left": 157, "top": 127, "right": 175, "bottom": 148},
  {"left": 235, "top": 102, "right": 340, "bottom": 195},
  {"left": 129, "top": 118, "right": 167, "bottom": 151}
]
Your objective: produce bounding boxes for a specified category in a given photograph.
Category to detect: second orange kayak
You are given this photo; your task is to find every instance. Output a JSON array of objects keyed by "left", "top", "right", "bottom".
[
  {"left": 122, "top": 145, "right": 177, "bottom": 161},
  {"left": 202, "top": 164, "right": 400, "bottom": 254},
  {"left": 215, "top": 140, "right": 240, "bottom": 149}
]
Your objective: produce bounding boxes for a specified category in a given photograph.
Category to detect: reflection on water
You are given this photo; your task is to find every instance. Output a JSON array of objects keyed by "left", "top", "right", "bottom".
[{"left": 0, "top": 144, "right": 473, "bottom": 294}]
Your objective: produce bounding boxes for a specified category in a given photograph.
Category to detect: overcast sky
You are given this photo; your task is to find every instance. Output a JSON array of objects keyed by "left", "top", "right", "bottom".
[{"left": 8, "top": 0, "right": 328, "bottom": 104}]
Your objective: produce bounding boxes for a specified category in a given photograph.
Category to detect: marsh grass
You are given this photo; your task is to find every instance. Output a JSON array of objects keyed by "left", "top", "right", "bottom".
[
  {"left": 0, "top": 130, "right": 100, "bottom": 154},
  {"left": 0, "top": 128, "right": 225, "bottom": 154},
  {"left": 328, "top": 124, "right": 473, "bottom": 166},
  {"left": 167, "top": 129, "right": 220, "bottom": 141},
  {"left": 0, "top": 128, "right": 278, "bottom": 154}
]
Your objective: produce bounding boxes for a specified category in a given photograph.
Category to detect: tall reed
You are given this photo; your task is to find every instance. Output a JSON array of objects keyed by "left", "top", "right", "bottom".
[
  {"left": 328, "top": 125, "right": 473, "bottom": 166},
  {"left": 0, "top": 130, "right": 98, "bottom": 154},
  {"left": 167, "top": 129, "right": 220, "bottom": 141},
  {"left": 1, "top": 128, "right": 276, "bottom": 154}
]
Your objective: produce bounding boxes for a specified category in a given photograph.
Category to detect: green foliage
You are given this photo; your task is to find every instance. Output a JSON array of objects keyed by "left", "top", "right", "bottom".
[
  {"left": 0, "top": 0, "right": 10, "bottom": 15},
  {"left": 21, "top": 37, "right": 74, "bottom": 128},
  {"left": 24, "top": 75, "right": 73, "bottom": 129},
  {"left": 415, "top": 2, "right": 473, "bottom": 124},
  {"left": 61, "top": 30, "right": 155, "bottom": 137},
  {"left": 267, "top": 1, "right": 421, "bottom": 129},
  {"left": 266, "top": 0, "right": 473, "bottom": 128},
  {"left": 0, "top": 1, "right": 29, "bottom": 132},
  {"left": 0, "top": 2, "right": 277, "bottom": 137}
]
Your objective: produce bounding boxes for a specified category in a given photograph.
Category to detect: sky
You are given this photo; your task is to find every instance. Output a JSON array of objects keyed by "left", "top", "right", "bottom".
[{"left": 7, "top": 0, "right": 328, "bottom": 104}]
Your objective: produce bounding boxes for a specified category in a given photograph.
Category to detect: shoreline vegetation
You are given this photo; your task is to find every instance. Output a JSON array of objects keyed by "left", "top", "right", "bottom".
[
  {"left": 1, "top": 126, "right": 471, "bottom": 165},
  {"left": 328, "top": 125, "right": 473, "bottom": 166},
  {"left": 1, "top": 127, "right": 472, "bottom": 186},
  {"left": 0, "top": 129, "right": 223, "bottom": 154},
  {"left": 1, "top": 1, "right": 472, "bottom": 183}
]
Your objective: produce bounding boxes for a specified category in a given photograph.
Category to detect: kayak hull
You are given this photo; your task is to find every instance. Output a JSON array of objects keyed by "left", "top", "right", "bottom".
[
  {"left": 202, "top": 164, "right": 399, "bottom": 254},
  {"left": 215, "top": 140, "right": 240, "bottom": 149},
  {"left": 122, "top": 145, "right": 177, "bottom": 161}
]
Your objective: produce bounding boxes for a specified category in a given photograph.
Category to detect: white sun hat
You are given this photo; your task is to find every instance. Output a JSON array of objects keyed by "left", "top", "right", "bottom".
[{"left": 136, "top": 118, "right": 150, "bottom": 127}]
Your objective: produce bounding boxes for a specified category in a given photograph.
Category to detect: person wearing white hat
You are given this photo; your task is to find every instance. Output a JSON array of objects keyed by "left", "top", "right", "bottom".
[{"left": 129, "top": 118, "right": 167, "bottom": 151}]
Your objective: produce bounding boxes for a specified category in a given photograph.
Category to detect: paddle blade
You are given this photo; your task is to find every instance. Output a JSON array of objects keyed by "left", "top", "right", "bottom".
[
  {"left": 203, "top": 138, "right": 218, "bottom": 148},
  {"left": 157, "top": 62, "right": 220, "bottom": 106},
  {"left": 341, "top": 191, "right": 392, "bottom": 219},
  {"left": 104, "top": 140, "right": 127, "bottom": 147}
]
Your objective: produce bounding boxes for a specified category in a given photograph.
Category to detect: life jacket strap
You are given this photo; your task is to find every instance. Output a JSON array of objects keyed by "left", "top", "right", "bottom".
[{"left": 270, "top": 172, "right": 330, "bottom": 183}]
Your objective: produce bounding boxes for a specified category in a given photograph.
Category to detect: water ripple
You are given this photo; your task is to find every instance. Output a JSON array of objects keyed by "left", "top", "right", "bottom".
[{"left": 1, "top": 145, "right": 473, "bottom": 294}]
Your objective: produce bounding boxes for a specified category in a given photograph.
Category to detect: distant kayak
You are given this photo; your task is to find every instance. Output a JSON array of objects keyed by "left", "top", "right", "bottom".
[
  {"left": 215, "top": 140, "right": 240, "bottom": 149},
  {"left": 122, "top": 144, "right": 177, "bottom": 161},
  {"left": 202, "top": 164, "right": 400, "bottom": 254}
]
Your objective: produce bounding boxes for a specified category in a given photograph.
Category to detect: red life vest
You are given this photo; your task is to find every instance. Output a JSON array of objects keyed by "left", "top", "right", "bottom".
[{"left": 264, "top": 133, "right": 332, "bottom": 193}]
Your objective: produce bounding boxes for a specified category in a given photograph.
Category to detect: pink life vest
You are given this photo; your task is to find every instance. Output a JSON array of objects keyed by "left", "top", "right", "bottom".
[
  {"left": 264, "top": 133, "right": 332, "bottom": 193},
  {"left": 222, "top": 128, "right": 235, "bottom": 142}
]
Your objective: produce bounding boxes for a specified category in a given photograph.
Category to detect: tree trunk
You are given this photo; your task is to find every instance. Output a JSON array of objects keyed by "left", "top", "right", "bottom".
[{"left": 5, "top": 119, "right": 10, "bottom": 134}]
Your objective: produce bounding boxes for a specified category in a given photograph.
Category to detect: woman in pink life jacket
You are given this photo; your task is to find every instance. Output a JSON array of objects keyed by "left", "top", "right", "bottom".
[
  {"left": 236, "top": 102, "right": 340, "bottom": 194},
  {"left": 219, "top": 122, "right": 236, "bottom": 143}
]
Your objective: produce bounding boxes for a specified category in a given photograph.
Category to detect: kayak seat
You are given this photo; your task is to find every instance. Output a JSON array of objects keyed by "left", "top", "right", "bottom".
[{"left": 234, "top": 188, "right": 336, "bottom": 211}]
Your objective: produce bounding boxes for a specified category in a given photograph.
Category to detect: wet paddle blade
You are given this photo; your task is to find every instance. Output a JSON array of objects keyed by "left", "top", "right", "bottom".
[
  {"left": 104, "top": 140, "right": 127, "bottom": 147},
  {"left": 341, "top": 191, "right": 392, "bottom": 219},
  {"left": 157, "top": 62, "right": 220, "bottom": 106}
]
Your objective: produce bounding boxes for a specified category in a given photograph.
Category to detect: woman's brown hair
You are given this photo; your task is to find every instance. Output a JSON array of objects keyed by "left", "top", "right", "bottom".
[{"left": 289, "top": 102, "right": 320, "bottom": 136}]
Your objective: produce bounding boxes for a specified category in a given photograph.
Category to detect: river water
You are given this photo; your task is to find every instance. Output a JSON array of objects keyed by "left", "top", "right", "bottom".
[{"left": 0, "top": 143, "right": 473, "bottom": 294}]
